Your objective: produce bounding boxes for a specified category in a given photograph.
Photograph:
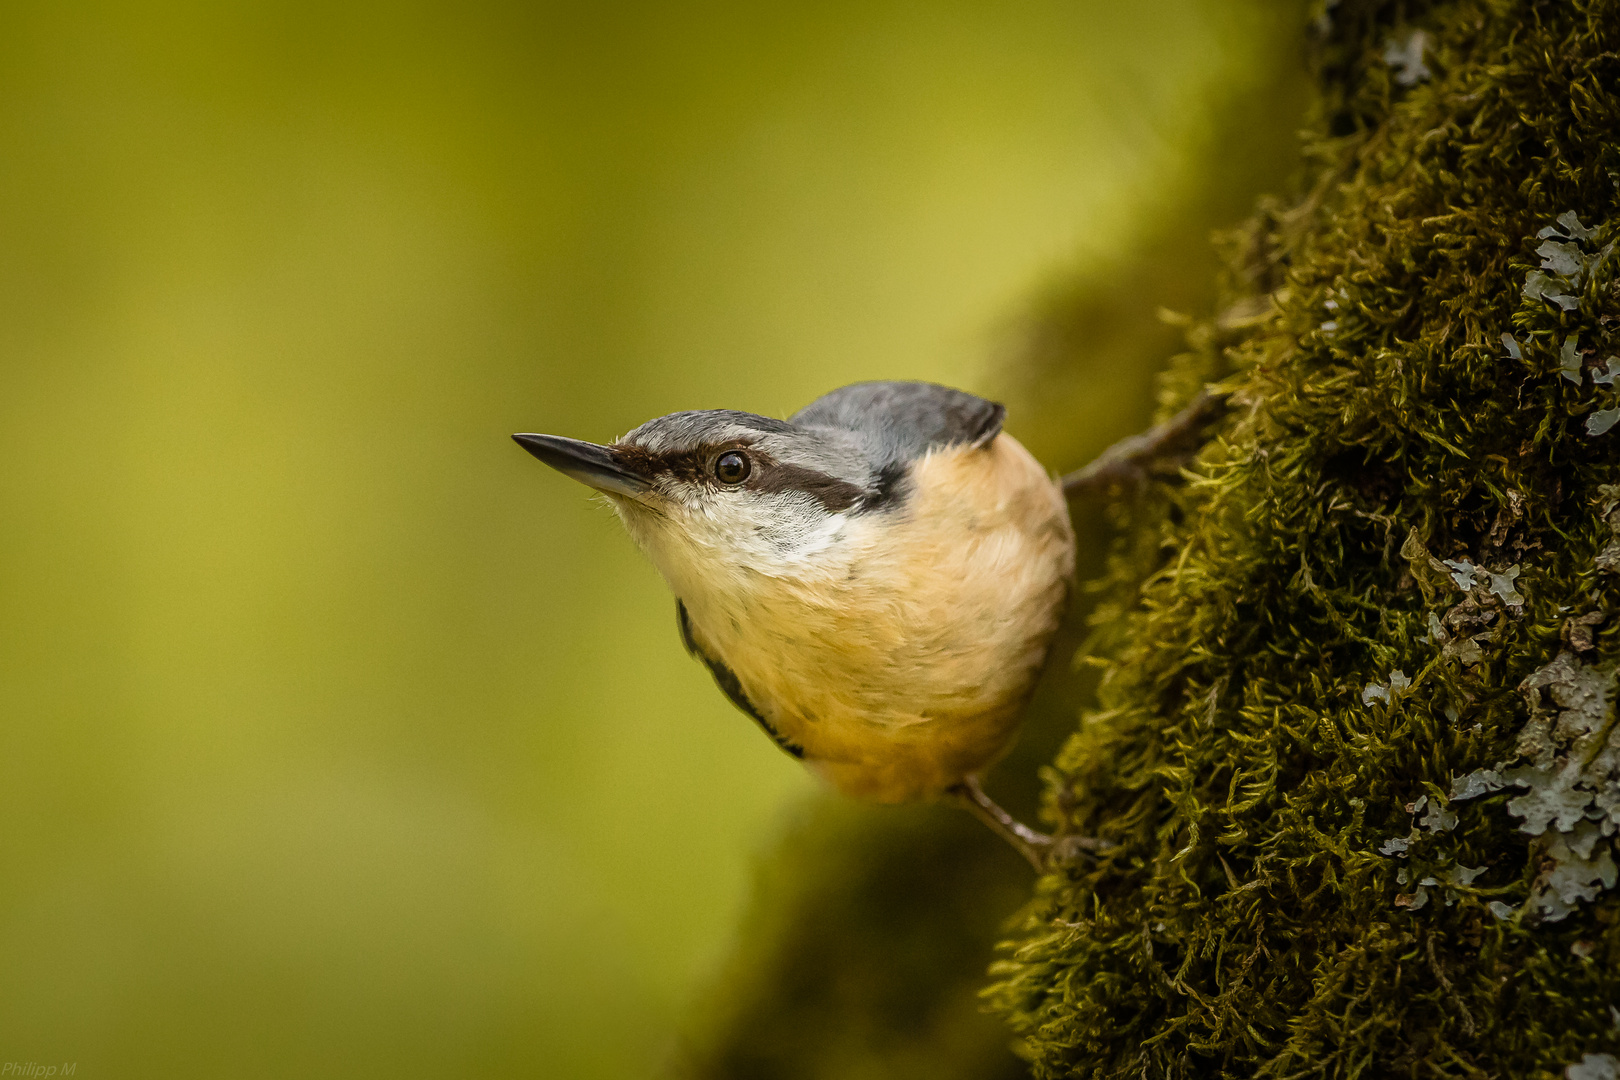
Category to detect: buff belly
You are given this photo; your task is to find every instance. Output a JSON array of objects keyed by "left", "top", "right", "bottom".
[{"left": 680, "top": 434, "right": 1075, "bottom": 803}]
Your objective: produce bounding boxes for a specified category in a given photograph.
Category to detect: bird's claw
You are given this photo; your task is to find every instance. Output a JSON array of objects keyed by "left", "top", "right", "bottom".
[{"left": 948, "top": 776, "right": 1114, "bottom": 872}]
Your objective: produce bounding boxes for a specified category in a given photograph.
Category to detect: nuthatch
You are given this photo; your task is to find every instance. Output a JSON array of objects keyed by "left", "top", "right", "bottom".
[{"left": 513, "top": 381, "right": 1216, "bottom": 867}]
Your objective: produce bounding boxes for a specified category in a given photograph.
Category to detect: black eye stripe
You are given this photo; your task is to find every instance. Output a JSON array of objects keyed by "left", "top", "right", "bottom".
[
  {"left": 749, "top": 463, "right": 865, "bottom": 512},
  {"left": 611, "top": 443, "right": 869, "bottom": 512}
]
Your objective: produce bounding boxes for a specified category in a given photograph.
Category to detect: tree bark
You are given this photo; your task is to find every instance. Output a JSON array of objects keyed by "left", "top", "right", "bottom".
[{"left": 986, "top": 2, "right": 1620, "bottom": 1076}]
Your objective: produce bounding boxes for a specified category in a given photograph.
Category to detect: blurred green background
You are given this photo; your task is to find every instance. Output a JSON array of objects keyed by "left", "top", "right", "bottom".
[{"left": 0, "top": 2, "right": 1300, "bottom": 1076}]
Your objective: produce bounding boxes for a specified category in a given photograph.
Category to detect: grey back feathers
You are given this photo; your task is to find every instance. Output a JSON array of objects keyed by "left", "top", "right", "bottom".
[
  {"left": 791, "top": 381, "right": 1005, "bottom": 468},
  {"left": 616, "top": 381, "right": 1005, "bottom": 515}
]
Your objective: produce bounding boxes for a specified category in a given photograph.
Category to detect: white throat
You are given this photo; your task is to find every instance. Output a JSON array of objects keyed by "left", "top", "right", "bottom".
[{"left": 614, "top": 491, "right": 856, "bottom": 604}]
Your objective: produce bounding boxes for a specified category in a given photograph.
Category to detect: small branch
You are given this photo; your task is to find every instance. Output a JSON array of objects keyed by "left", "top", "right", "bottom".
[{"left": 1061, "top": 389, "right": 1226, "bottom": 496}]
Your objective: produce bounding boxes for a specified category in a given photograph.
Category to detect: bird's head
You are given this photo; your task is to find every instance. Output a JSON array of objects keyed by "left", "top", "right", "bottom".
[{"left": 513, "top": 410, "right": 892, "bottom": 592}]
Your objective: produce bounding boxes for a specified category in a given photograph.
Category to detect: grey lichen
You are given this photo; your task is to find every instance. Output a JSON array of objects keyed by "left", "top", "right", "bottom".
[
  {"left": 1443, "top": 557, "right": 1485, "bottom": 591},
  {"left": 1525, "top": 212, "right": 1614, "bottom": 313},
  {"left": 1543, "top": 210, "right": 1599, "bottom": 244},
  {"left": 1524, "top": 271, "right": 1582, "bottom": 312},
  {"left": 1419, "top": 797, "right": 1459, "bottom": 833},
  {"left": 1486, "top": 651, "right": 1620, "bottom": 922},
  {"left": 1570, "top": 1052, "right": 1620, "bottom": 1080},
  {"left": 1381, "top": 28, "right": 1431, "bottom": 86},
  {"left": 1488, "top": 565, "right": 1525, "bottom": 608},
  {"left": 1302, "top": 493, "right": 1619, "bottom": 947},
  {"left": 1451, "top": 768, "right": 1507, "bottom": 802},
  {"left": 1384, "top": 795, "right": 1478, "bottom": 908},
  {"left": 1587, "top": 408, "right": 1620, "bottom": 437},
  {"left": 1562, "top": 335, "right": 1587, "bottom": 384},
  {"left": 1528, "top": 826, "right": 1619, "bottom": 922},
  {"left": 1361, "top": 668, "right": 1411, "bottom": 706}
]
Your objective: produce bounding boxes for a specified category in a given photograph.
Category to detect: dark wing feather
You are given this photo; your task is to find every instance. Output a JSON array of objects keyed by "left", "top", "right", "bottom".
[
  {"left": 790, "top": 381, "right": 1005, "bottom": 465},
  {"left": 675, "top": 601, "right": 804, "bottom": 759}
]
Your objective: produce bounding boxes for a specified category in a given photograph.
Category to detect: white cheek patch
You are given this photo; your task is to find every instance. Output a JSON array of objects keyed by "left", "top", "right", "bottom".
[
  {"left": 687, "top": 492, "right": 846, "bottom": 566},
  {"left": 788, "top": 511, "right": 849, "bottom": 562},
  {"left": 617, "top": 486, "right": 854, "bottom": 596}
]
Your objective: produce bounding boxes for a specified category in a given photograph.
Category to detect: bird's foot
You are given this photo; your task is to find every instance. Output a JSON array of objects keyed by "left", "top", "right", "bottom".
[
  {"left": 947, "top": 775, "right": 1113, "bottom": 872},
  {"left": 1060, "top": 388, "right": 1226, "bottom": 496}
]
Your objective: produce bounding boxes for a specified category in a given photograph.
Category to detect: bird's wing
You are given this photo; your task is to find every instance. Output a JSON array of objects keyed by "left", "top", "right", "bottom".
[
  {"left": 675, "top": 600, "right": 804, "bottom": 759},
  {"left": 789, "top": 381, "right": 1005, "bottom": 463}
]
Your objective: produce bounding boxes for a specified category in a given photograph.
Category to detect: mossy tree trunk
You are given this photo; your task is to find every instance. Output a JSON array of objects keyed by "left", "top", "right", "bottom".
[{"left": 986, "top": 2, "right": 1620, "bottom": 1077}]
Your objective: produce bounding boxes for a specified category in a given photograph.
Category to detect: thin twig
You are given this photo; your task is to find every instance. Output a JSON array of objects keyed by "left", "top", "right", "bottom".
[
  {"left": 1425, "top": 934, "right": 1477, "bottom": 1038},
  {"left": 1061, "top": 389, "right": 1227, "bottom": 496}
]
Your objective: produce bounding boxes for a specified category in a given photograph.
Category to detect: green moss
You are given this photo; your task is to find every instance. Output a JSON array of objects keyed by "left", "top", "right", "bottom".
[{"left": 986, "top": 1, "right": 1620, "bottom": 1076}]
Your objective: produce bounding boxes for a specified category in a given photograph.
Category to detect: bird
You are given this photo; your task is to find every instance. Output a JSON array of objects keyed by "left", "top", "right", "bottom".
[{"left": 512, "top": 380, "right": 1216, "bottom": 867}]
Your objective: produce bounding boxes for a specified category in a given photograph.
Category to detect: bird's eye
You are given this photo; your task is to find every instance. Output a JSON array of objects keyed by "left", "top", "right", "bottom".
[{"left": 714, "top": 451, "right": 751, "bottom": 485}]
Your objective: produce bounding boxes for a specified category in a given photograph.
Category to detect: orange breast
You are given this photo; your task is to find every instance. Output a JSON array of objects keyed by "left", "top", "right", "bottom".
[{"left": 683, "top": 433, "right": 1075, "bottom": 803}]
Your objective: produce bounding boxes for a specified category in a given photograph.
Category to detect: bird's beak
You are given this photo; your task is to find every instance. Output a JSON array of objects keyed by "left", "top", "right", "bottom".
[{"left": 511, "top": 433, "right": 652, "bottom": 497}]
